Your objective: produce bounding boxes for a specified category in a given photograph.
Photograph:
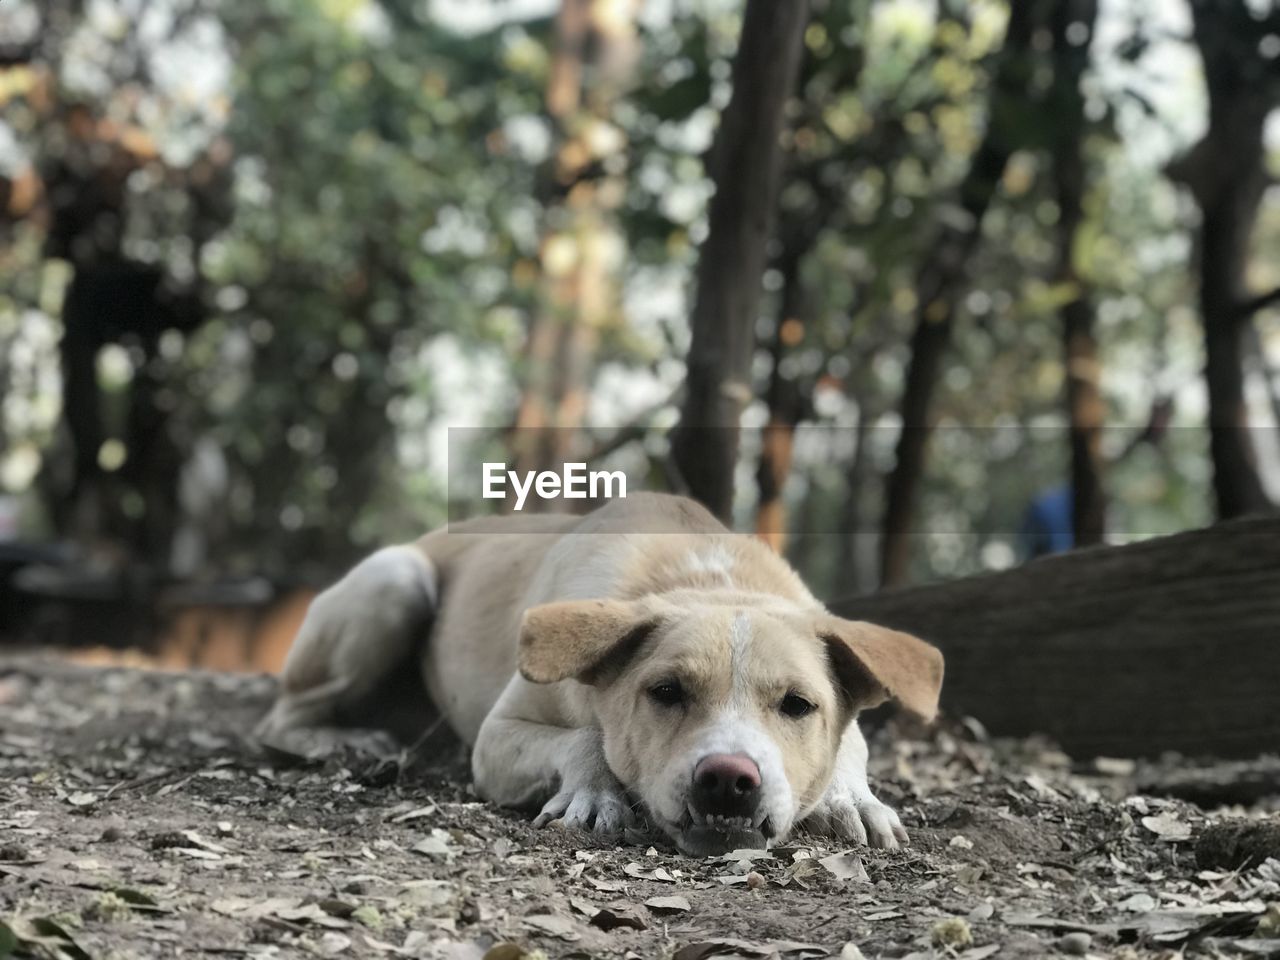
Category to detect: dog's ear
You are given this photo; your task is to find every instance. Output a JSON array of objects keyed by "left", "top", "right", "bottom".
[
  {"left": 818, "top": 617, "right": 944, "bottom": 721},
  {"left": 519, "top": 599, "right": 657, "bottom": 685}
]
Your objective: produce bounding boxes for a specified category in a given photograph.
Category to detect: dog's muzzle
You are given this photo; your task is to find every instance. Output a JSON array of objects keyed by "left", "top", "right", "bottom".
[{"left": 668, "top": 753, "right": 774, "bottom": 856}]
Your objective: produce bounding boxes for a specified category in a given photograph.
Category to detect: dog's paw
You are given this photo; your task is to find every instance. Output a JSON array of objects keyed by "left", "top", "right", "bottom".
[
  {"left": 533, "top": 780, "right": 634, "bottom": 835},
  {"left": 803, "top": 789, "right": 908, "bottom": 850}
]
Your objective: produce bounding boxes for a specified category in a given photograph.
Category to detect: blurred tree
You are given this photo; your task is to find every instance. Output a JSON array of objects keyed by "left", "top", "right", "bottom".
[
  {"left": 1171, "top": 0, "right": 1280, "bottom": 519},
  {"left": 513, "top": 0, "right": 640, "bottom": 479},
  {"left": 0, "top": 0, "right": 233, "bottom": 566},
  {"left": 879, "top": 0, "right": 1048, "bottom": 587},
  {"left": 1050, "top": 0, "right": 1104, "bottom": 545},
  {"left": 206, "top": 0, "right": 544, "bottom": 571},
  {"left": 670, "top": 0, "right": 811, "bottom": 521}
]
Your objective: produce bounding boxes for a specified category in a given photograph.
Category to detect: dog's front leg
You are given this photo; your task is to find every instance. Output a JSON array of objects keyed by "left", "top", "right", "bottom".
[
  {"left": 473, "top": 715, "right": 633, "bottom": 835},
  {"left": 801, "top": 722, "right": 908, "bottom": 850}
]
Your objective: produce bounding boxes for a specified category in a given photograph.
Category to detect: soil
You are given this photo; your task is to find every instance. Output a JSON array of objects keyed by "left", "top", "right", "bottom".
[{"left": 2, "top": 657, "right": 1278, "bottom": 960}]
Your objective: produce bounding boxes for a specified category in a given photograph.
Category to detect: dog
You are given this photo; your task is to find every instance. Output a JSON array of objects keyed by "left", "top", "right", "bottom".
[{"left": 257, "top": 493, "right": 943, "bottom": 856}]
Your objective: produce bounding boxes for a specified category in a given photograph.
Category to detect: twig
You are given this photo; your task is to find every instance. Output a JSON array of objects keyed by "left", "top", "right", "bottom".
[
  {"left": 1236, "top": 286, "right": 1280, "bottom": 320},
  {"left": 1071, "top": 829, "right": 1127, "bottom": 862}
]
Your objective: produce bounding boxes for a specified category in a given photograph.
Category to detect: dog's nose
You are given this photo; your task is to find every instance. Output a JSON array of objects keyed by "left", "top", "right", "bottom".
[{"left": 691, "top": 753, "right": 762, "bottom": 817}]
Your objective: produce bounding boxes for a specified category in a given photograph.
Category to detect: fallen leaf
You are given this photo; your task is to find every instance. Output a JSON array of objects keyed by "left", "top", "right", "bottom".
[
  {"left": 1231, "top": 941, "right": 1280, "bottom": 958},
  {"left": 967, "top": 902, "right": 994, "bottom": 922},
  {"left": 523, "top": 913, "right": 580, "bottom": 940},
  {"left": 108, "top": 888, "right": 169, "bottom": 913},
  {"left": 589, "top": 903, "right": 647, "bottom": 931},
  {"left": 211, "top": 896, "right": 303, "bottom": 918},
  {"left": 644, "top": 895, "right": 691, "bottom": 914},
  {"left": 8, "top": 917, "right": 91, "bottom": 960},
  {"left": 623, "top": 862, "right": 676, "bottom": 882},
  {"left": 1118, "top": 892, "right": 1157, "bottom": 912},
  {"left": 1142, "top": 813, "right": 1192, "bottom": 842},
  {"left": 1002, "top": 912, "right": 1117, "bottom": 937},
  {"left": 275, "top": 903, "right": 353, "bottom": 929},
  {"left": 174, "top": 847, "right": 221, "bottom": 860},
  {"left": 819, "top": 852, "right": 869, "bottom": 882},
  {"left": 319, "top": 931, "right": 353, "bottom": 955},
  {"left": 178, "top": 830, "right": 230, "bottom": 853},
  {"left": 717, "top": 848, "right": 773, "bottom": 862},
  {"left": 390, "top": 804, "right": 438, "bottom": 823},
  {"left": 673, "top": 940, "right": 767, "bottom": 960},
  {"left": 412, "top": 832, "right": 455, "bottom": 860},
  {"left": 673, "top": 939, "right": 827, "bottom": 960},
  {"left": 586, "top": 877, "right": 627, "bottom": 893}
]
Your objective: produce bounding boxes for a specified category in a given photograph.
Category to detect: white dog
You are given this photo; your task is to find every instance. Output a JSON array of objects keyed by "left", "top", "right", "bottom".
[{"left": 258, "top": 493, "right": 943, "bottom": 855}]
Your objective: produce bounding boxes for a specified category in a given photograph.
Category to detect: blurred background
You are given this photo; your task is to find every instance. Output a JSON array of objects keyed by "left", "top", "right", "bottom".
[{"left": 0, "top": 0, "right": 1277, "bottom": 670}]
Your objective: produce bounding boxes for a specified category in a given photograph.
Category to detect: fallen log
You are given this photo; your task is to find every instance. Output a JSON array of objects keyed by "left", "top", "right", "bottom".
[{"left": 831, "top": 517, "right": 1280, "bottom": 759}]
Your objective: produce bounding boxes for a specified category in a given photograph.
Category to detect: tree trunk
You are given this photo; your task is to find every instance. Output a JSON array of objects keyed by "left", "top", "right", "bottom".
[
  {"left": 755, "top": 254, "right": 808, "bottom": 552},
  {"left": 834, "top": 516, "right": 1280, "bottom": 758},
  {"left": 879, "top": 0, "right": 1042, "bottom": 586},
  {"left": 670, "top": 0, "right": 811, "bottom": 522},
  {"left": 1183, "top": 0, "right": 1278, "bottom": 518},
  {"left": 836, "top": 393, "right": 877, "bottom": 597},
  {"left": 1051, "top": 0, "right": 1105, "bottom": 546},
  {"left": 514, "top": 0, "right": 639, "bottom": 482}
]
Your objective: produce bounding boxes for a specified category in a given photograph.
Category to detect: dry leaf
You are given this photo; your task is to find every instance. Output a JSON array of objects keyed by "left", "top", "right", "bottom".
[
  {"left": 1118, "top": 892, "right": 1157, "bottom": 912},
  {"left": 589, "top": 903, "right": 648, "bottom": 931},
  {"left": 412, "top": 832, "right": 455, "bottom": 860},
  {"left": 819, "top": 852, "right": 869, "bottom": 882},
  {"left": 623, "top": 861, "right": 676, "bottom": 882},
  {"left": 645, "top": 895, "right": 691, "bottom": 914},
  {"left": 390, "top": 805, "right": 438, "bottom": 823},
  {"left": 672, "top": 939, "right": 826, "bottom": 960},
  {"left": 1142, "top": 813, "right": 1192, "bottom": 842},
  {"left": 522, "top": 913, "right": 580, "bottom": 940}
]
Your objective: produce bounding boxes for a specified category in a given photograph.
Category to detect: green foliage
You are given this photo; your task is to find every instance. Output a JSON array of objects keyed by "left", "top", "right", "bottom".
[{"left": 0, "top": 0, "right": 1271, "bottom": 587}]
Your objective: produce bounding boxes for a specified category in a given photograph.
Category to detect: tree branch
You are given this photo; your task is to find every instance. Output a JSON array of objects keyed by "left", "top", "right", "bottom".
[{"left": 1236, "top": 286, "right": 1280, "bottom": 320}]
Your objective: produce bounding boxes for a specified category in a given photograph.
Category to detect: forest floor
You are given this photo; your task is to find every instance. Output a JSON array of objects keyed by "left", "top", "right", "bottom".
[{"left": 2, "top": 656, "right": 1279, "bottom": 960}]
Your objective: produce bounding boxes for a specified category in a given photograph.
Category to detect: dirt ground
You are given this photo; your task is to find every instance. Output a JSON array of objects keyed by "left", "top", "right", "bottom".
[{"left": 2, "top": 657, "right": 1278, "bottom": 960}]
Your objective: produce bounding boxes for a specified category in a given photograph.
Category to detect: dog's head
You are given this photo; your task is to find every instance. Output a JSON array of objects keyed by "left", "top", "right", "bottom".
[{"left": 517, "top": 593, "right": 943, "bottom": 855}]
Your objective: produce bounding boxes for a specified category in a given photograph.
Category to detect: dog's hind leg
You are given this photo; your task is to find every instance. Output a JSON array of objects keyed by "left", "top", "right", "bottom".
[{"left": 255, "top": 545, "right": 438, "bottom": 753}]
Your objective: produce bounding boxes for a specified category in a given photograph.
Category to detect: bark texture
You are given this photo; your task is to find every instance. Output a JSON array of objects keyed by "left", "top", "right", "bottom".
[
  {"left": 1179, "top": 0, "right": 1279, "bottom": 518},
  {"left": 835, "top": 516, "right": 1280, "bottom": 758},
  {"left": 1051, "top": 0, "right": 1105, "bottom": 547},
  {"left": 670, "top": 0, "right": 811, "bottom": 521}
]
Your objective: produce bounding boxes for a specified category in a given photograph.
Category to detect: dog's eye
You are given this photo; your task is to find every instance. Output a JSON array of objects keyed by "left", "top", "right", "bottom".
[
  {"left": 648, "top": 680, "right": 685, "bottom": 707},
  {"left": 780, "top": 692, "right": 816, "bottom": 718}
]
